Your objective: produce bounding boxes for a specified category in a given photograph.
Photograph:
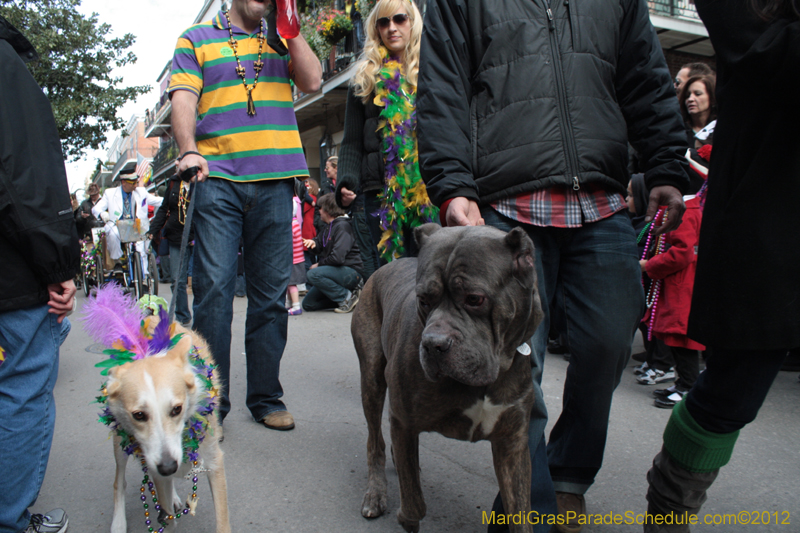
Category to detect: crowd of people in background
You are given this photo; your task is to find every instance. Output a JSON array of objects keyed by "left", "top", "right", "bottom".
[{"left": 3, "top": 0, "right": 799, "bottom": 532}]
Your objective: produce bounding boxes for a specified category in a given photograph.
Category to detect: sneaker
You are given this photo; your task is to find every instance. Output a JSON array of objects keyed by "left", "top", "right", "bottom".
[
  {"left": 334, "top": 290, "right": 360, "bottom": 314},
  {"left": 288, "top": 307, "right": 302, "bottom": 316},
  {"left": 636, "top": 367, "right": 675, "bottom": 385},
  {"left": 633, "top": 361, "right": 650, "bottom": 375},
  {"left": 652, "top": 384, "right": 680, "bottom": 399},
  {"left": 25, "top": 509, "right": 68, "bottom": 533},
  {"left": 654, "top": 388, "right": 686, "bottom": 409}
]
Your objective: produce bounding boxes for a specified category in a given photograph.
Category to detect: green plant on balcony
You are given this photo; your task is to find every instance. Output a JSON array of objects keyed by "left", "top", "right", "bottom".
[
  {"left": 301, "top": 13, "right": 333, "bottom": 61},
  {"left": 316, "top": 6, "right": 353, "bottom": 45}
]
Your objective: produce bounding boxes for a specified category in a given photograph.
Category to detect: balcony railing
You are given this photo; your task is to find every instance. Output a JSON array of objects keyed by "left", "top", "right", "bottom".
[
  {"left": 648, "top": 0, "right": 701, "bottom": 22},
  {"left": 151, "top": 138, "right": 179, "bottom": 175}
]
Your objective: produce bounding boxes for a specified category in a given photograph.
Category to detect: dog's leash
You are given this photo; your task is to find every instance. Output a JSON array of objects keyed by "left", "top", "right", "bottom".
[{"left": 168, "top": 167, "right": 199, "bottom": 323}]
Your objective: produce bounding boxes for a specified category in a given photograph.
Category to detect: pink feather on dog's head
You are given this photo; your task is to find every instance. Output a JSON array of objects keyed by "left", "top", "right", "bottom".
[{"left": 81, "top": 283, "right": 150, "bottom": 359}]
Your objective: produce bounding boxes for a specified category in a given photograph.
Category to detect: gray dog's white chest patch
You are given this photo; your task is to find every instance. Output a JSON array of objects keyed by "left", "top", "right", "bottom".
[{"left": 463, "top": 397, "right": 511, "bottom": 440}]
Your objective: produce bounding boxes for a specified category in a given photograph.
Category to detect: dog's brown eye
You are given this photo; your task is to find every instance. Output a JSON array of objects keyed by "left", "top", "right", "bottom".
[
  {"left": 171, "top": 405, "right": 182, "bottom": 417},
  {"left": 465, "top": 295, "right": 485, "bottom": 307},
  {"left": 132, "top": 411, "right": 147, "bottom": 421}
]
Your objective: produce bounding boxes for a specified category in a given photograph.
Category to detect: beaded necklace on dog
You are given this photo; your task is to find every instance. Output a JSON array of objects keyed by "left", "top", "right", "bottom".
[
  {"left": 224, "top": 10, "right": 266, "bottom": 116},
  {"left": 83, "top": 285, "right": 220, "bottom": 533},
  {"left": 642, "top": 208, "right": 668, "bottom": 340},
  {"left": 373, "top": 51, "right": 438, "bottom": 260}
]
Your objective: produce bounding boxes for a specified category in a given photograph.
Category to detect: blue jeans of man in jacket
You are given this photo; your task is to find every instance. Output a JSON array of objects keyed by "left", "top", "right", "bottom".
[
  {"left": 483, "top": 209, "right": 643, "bottom": 532},
  {"left": 192, "top": 178, "right": 293, "bottom": 423},
  {"left": 0, "top": 305, "right": 69, "bottom": 533}
]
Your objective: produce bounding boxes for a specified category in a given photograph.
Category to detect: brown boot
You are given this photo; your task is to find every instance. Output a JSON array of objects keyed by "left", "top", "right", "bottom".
[
  {"left": 261, "top": 410, "right": 295, "bottom": 431},
  {"left": 554, "top": 492, "right": 586, "bottom": 533}
]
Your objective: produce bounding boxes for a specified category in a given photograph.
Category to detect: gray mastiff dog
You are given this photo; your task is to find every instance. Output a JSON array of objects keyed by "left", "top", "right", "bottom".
[{"left": 352, "top": 224, "right": 543, "bottom": 533}]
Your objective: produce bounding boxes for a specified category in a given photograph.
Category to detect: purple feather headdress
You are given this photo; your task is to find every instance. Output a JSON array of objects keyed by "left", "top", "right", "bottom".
[{"left": 82, "top": 283, "right": 182, "bottom": 374}]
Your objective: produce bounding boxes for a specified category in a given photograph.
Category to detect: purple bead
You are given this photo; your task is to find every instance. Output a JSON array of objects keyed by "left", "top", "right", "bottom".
[
  {"left": 146, "top": 520, "right": 151, "bottom": 525},
  {"left": 183, "top": 509, "right": 189, "bottom": 514},
  {"left": 155, "top": 504, "right": 161, "bottom": 510},
  {"left": 141, "top": 495, "right": 146, "bottom": 501},
  {"left": 158, "top": 529, "right": 164, "bottom": 533}
]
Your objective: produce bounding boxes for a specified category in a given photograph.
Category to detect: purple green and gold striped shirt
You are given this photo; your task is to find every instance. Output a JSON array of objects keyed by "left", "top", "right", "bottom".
[{"left": 168, "top": 11, "right": 309, "bottom": 182}]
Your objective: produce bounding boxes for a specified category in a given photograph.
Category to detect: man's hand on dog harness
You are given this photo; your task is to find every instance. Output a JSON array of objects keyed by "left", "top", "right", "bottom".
[
  {"left": 646, "top": 185, "right": 685, "bottom": 236},
  {"left": 178, "top": 153, "right": 208, "bottom": 183}
]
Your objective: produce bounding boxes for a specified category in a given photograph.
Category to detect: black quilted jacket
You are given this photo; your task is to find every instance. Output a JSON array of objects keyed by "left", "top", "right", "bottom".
[
  {"left": 0, "top": 17, "right": 79, "bottom": 313},
  {"left": 417, "top": 0, "right": 690, "bottom": 206}
]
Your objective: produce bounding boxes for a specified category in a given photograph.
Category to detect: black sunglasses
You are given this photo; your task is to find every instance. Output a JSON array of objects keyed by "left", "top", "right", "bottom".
[{"left": 377, "top": 13, "right": 409, "bottom": 29}]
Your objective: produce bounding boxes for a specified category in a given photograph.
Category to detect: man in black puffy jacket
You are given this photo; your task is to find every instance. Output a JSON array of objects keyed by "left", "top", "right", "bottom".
[
  {"left": 0, "top": 15, "right": 79, "bottom": 533},
  {"left": 417, "top": 0, "right": 689, "bottom": 530}
]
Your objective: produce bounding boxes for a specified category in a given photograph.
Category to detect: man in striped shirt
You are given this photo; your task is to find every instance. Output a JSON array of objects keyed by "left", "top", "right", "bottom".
[{"left": 169, "top": 0, "right": 321, "bottom": 432}]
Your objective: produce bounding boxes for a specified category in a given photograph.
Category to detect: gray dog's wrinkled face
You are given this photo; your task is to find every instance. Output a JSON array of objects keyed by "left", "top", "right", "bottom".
[{"left": 413, "top": 224, "right": 543, "bottom": 387}]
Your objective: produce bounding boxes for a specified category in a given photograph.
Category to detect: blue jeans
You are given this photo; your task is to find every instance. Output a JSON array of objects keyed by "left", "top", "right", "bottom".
[
  {"left": 0, "top": 305, "right": 65, "bottom": 533},
  {"left": 302, "top": 265, "right": 362, "bottom": 311},
  {"left": 482, "top": 209, "right": 643, "bottom": 518},
  {"left": 169, "top": 244, "right": 192, "bottom": 325},
  {"left": 192, "top": 177, "right": 293, "bottom": 422}
]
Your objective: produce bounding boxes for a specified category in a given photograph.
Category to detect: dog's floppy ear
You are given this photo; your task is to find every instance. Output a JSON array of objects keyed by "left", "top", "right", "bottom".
[
  {"left": 414, "top": 223, "right": 441, "bottom": 250},
  {"left": 504, "top": 227, "right": 536, "bottom": 289},
  {"left": 105, "top": 365, "right": 126, "bottom": 398}
]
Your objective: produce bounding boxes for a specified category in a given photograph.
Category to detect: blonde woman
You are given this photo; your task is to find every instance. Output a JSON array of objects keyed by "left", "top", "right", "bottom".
[{"left": 335, "top": 0, "right": 437, "bottom": 265}]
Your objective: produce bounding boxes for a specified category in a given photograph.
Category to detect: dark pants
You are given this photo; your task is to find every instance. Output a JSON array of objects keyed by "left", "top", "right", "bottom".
[
  {"left": 685, "top": 347, "right": 786, "bottom": 434},
  {"left": 668, "top": 346, "right": 700, "bottom": 391},
  {"left": 350, "top": 195, "right": 379, "bottom": 280},
  {"left": 482, "top": 209, "right": 643, "bottom": 532},
  {"left": 362, "top": 190, "right": 386, "bottom": 268},
  {"left": 302, "top": 265, "right": 362, "bottom": 311}
]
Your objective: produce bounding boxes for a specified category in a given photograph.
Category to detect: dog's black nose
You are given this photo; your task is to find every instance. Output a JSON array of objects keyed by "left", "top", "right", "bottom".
[
  {"left": 422, "top": 333, "right": 453, "bottom": 355},
  {"left": 157, "top": 460, "right": 178, "bottom": 476}
]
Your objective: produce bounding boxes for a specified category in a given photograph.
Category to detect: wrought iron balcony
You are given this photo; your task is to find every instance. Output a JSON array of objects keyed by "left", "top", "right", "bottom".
[{"left": 648, "top": 0, "right": 701, "bottom": 23}]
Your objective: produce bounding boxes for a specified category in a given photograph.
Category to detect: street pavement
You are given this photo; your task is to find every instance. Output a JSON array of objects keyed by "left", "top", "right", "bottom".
[{"left": 33, "top": 283, "right": 800, "bottom": 532}]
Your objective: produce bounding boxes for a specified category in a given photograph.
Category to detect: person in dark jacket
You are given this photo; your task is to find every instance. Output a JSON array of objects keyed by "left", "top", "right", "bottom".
[
  {"left": 301, "top": 194, "right": 363, "bottom": 313},
  {"left": 0, "top": 15, "right": 78, "bottom": 533},
  {"left": 149, "top": 172, "right": 194, "bottom": 325},
  {"left": 74, "top": 183, "right": 102, "bottom": 240},
  {"left": 417, "top": 0, "right": 689, "bottom": 530},
  {"left": 644, "top": 1, "right": 800, "bottom": 530}
]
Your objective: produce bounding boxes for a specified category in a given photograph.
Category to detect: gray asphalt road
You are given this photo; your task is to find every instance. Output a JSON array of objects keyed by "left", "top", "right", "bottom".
[{"left": 32, "top": 284, "right": 800, "bottom": 532}]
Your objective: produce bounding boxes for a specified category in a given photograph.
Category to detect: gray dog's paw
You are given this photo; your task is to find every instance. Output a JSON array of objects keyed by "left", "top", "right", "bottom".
[
  {"left": 397, "top": 510, "right": 420, "bottom": 533},
  {"left": 361, "top": 489, "right": 388, "bottom": 518}
]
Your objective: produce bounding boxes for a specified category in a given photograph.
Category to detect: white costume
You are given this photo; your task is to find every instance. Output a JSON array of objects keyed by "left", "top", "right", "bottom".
[{"left": 93, "top": 186, "right": 162, "bottom": 266}]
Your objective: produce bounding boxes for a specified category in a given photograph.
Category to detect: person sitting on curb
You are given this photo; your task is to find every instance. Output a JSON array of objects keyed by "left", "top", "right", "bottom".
[{"left": 302, "top": 194, "right": 363, "bottom": 313}]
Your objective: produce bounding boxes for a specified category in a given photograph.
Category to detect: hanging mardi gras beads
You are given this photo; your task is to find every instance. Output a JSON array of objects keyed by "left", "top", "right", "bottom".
[{"left": 642, "top": 208, "right": 668, "bottom": 340}]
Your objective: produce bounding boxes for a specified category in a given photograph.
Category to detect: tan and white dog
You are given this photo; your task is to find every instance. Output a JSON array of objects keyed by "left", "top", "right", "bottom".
[{"left": 104, "top": 325, "right": 230, "bottom": 533}]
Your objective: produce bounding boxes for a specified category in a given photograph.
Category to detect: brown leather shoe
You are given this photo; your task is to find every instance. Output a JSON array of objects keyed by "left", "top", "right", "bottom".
[
  {"left": 261, "top": 410, "right": 295, "bottom": 431},
  {"left": 554, "top": 492, "right": 586, "bottom": 533}
]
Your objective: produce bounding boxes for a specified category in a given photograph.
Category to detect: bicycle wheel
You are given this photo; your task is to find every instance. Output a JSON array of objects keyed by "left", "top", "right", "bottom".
[
  {"left": 132, "top": 251, "right": 144, "bottom": 301},
  {"left": 147, "top": 251, "right": 159, "bottom": 295},
  {"left": 82, "top": 267, "right": 91, "bottom": 297}
]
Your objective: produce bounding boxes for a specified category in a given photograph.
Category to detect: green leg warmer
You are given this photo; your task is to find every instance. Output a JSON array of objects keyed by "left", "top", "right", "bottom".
[{"left": 662, "top": 400, "right": 740, "bottom": 473}]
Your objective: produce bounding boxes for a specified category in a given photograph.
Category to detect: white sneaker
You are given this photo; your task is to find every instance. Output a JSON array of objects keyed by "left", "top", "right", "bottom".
[
  {"left": 633, "top": 361, "right": 650, "bottom": 375},
  {"left": 636, "top": 367, "right": 676, "bottom": 385}
]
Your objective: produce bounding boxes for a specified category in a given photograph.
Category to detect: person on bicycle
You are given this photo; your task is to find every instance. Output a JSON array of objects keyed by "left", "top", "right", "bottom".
[{"left": 92, "top": 172, "right": 162, "bottom": 270}]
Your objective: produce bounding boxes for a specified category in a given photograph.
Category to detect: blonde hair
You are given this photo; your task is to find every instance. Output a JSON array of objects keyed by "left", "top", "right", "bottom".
[
  {"left": 352, "top": 0, "right": 423, "bottom": 103},
  {"left": 327, "top": 156, "right": 338, "bottom": 169}
]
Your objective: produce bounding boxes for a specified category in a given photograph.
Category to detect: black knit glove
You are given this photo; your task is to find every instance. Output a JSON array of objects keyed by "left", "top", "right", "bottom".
[{"left": 335, "top": 174, "right": 360, "bottom": 209}]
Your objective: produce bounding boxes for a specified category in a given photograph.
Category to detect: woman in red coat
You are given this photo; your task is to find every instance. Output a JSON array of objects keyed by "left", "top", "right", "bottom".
[{"left": 641, "top": 195, "right": 704, "bottom": 408}]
